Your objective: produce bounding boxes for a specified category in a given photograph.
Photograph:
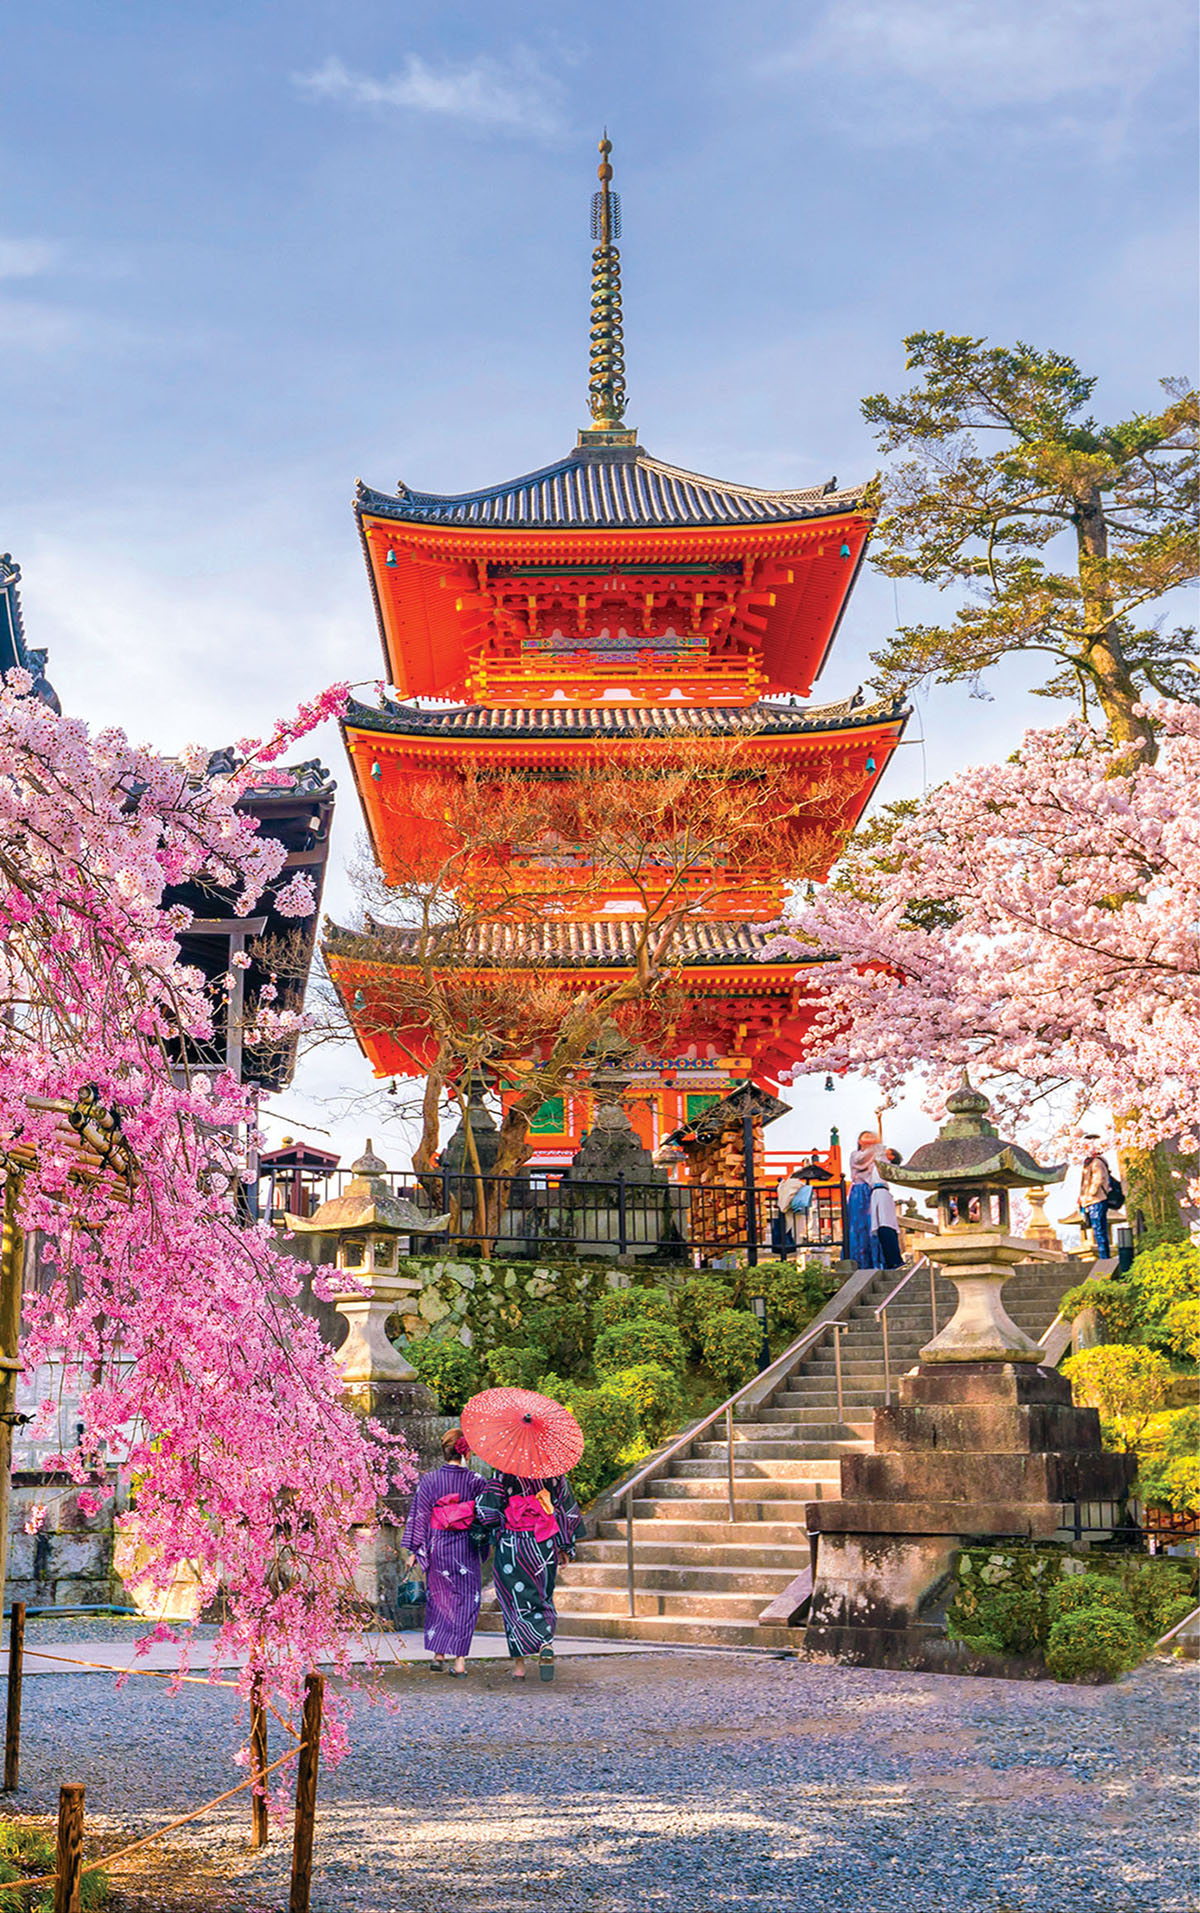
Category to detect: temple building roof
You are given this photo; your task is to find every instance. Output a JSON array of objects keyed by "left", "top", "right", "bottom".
[
  {"left": 325, "top": 916, "right": 825, "bottom": 970},
  {"left": 342, "top": 690, "right": 906, "bottom": 742},
  {"left": 355, "top": 448, "right": 866, "bottom": 534}
]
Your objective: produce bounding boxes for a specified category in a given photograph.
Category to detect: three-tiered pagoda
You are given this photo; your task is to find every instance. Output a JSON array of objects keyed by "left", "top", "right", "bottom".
[{"left": 326, "top": 141, "right": 906, "bottom": 1163}]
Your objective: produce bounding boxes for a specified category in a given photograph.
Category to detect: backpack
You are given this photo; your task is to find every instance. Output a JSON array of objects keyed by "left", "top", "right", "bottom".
[{"left": 1107, "top": 1175, "right": 1125, "bottom": 1210}]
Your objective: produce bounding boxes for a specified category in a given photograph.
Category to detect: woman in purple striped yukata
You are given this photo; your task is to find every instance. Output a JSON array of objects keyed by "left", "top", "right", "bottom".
[{"left": 401, "top": 1426, "right": 489, "bottom": 1675}]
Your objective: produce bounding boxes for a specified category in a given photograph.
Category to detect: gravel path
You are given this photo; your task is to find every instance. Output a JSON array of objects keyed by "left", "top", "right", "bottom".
[{"left": 10, "top": 1649, "right": 1197, "bottom": 1912}]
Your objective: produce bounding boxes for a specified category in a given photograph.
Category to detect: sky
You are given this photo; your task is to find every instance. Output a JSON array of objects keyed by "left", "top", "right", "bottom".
[{"left": 2, "top": 0, "right": 1196, "bottom": 1189}]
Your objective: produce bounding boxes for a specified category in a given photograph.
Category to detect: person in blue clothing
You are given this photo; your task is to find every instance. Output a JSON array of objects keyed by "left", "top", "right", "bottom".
[{"left": 1079, "top": 1146, "right": 1114, "bottom": 1259}]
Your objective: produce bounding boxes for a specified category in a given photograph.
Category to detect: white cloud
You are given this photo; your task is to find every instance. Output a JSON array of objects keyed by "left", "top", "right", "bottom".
[
  {"left": 0, "top": 239, "right": 59, "bottom": 279},
  {"left": 778, "top": 0, "right": 1195, "bottom": 110},
  {"left": 294, "top": 51, "right": 564, "bottom": 139}
]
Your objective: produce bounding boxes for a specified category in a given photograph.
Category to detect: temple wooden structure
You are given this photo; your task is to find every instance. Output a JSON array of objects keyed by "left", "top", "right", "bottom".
[{"left": 326, "top": 141, "right": 907, "bottom": 1165}]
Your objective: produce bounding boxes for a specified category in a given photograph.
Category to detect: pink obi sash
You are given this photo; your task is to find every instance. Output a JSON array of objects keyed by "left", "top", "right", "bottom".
[
  {"left": 430, "top": 1493, "right": 475, "bottom": 1532},
  {"left": 504, "top": 1493, "right": 559, "bottom": 1543}
]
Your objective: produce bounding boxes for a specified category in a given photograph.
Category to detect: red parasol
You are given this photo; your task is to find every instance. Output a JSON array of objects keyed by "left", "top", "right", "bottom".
[{"left": 461, "top": 1387, "right": 584, "bottom": 1479}]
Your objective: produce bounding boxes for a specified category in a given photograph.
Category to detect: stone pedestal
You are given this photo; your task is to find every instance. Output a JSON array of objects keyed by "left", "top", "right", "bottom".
[
  {"left": 804, "top": 1361, "right": 1137, "bottom": 1669},
  {"left": 334, "top": 1271, "right": 421, "bottom": 1383},
  {"left": 340, "top": 1374, "right": 446, "bottom": 1624}
]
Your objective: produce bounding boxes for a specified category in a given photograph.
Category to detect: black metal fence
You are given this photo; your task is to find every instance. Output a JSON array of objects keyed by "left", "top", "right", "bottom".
[{"left": 269, "top": 1165, "right": 847, "bottom": 1265}]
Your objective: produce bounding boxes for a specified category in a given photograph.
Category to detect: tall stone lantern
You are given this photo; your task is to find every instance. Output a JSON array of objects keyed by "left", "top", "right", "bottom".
[
  {"left": 803, "top": 1079, "right": 1136, "bottom": 1669},
  {"left": 878, "top": 1077, "right": 1065, "bottom": 1363},
  {"left": 292, "top": 1141, "right": 448, "bottom": 1384}
]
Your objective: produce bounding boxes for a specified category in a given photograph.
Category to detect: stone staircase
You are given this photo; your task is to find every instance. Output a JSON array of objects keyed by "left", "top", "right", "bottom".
[{"left": 541, "top": 1259, "right": 1082, "bottom": 1648}]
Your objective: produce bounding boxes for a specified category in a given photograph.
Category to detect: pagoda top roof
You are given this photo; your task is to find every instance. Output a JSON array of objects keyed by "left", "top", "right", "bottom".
[
  {"left": 355, "top": 443, "right": 867, "bottom": 534},
  {"left": 343, "top": 691, "right": 906, "bottom": 742},
  {"left": 325, "top": 915, "right": 825, "bottom": 970}
]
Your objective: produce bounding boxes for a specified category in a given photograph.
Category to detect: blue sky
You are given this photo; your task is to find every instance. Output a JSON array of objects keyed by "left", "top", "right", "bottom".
[{"left": 2, "top": 0, "right": 1196, "bottom": 1171}]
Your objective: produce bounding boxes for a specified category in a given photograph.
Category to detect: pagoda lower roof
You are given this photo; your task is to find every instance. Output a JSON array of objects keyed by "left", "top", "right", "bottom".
[
  {"left": 356, "top": 443, "right": 866, "bottom": 533},
  {"left": 325, "top": 917, "right": 824, "bottom": 971},
  {"left": 343, "top": 692, "right": 906, "bottom": 743}
]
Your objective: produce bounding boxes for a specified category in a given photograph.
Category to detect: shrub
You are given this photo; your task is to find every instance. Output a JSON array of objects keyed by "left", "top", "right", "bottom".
[
  {"left": 0, "top": 1819, "right": 108, "bottom": 1908},
  {"left": 602, "top": 1363, "right": 683, "bottom": 1445},
  {"left": 948, "top": 1585, "right": 1046, "bottom": 1657},
  {"left": 553, "top": 1383, "right": 638, "bottom": 1504},
  {"left": 1058, "top": 1277, "right": 1140, "bottom": 1341},
  {"left": 483, "top": 1343, "right": 550, "bottom": 1391},
  {"left": 593, "top": 1316, "right": 686, "bottom": 1377},
  {"left": 406, "top": 1336, "right": 483, "bottom": 1415},
  {"left": 1062, "top": 1343, "right": 1171, "bottom": 1448},
  {"left": 591, "top": 1285, "right": 676, "bottom": 1333},
  {"left": 760, "top": 1261, "right": 836, "bottom": 1342},
  {"left": 1048, "top": 1572, "right": 1137, "bottom": 1624},
  {"left": 1116, "top": 1557, "right": 1196, "bottom": 1636},
  {"left": 673, "top": 1276, "right": 734, "bottom": 1358},
  {"left": 700, "top": 1308, "right": 763, "bottom": 1393},
  {"left": 1044, "top": 1606, "right": 1144, "bottom": 1682},
  {"left": 1131, "top": 1239, "right": 1200, "bottom": 1319},
  {"left": 523, "top": 1300, "right": 594, "bottom": 1376},
  {"left": 1157, "top": 1592, "right": 1199, "bottom": 1638},
  {"left": 1136, "top": 1406, "right": 1200, "bottom": 1515}
]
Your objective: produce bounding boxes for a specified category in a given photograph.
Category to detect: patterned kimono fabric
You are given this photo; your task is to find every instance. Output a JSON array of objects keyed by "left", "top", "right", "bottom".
[
  {"left": 477, "top": 1473, "right": 584, "bottom": 1658},
  {"left": 401, "top": 1463, "right": 489, "bottom": 1657},
  {"left": 846, "top": 1145, "right": 878, "bottom": 1270}
]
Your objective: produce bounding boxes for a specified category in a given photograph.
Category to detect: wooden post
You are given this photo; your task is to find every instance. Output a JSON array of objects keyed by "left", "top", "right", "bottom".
[
  {"left": 54, "top": 1783, "right": 84, "bottom": 1913},
  {"left": 289, "top": 1674, "right": 324, "bottom": 1913},
  {"left": 249, "top": 1674, "right": 268, "bottom": 1849},
  {"left": 0, "top": 1174, "right": 26, "bottom": 1611},
  {"left": 3, "top": 1600, "right": 24, "bottom": 1791}
]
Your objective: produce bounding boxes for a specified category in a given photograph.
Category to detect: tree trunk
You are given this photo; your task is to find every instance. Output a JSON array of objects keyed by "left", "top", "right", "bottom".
[
  {"left": 1074, "top": 485, "right": 1158, "bottom": 761},
  {"left": 411, "top": 1052, "right": 447, "bottom": 1176},
  {"left": 1119, "top": 1142, "right": 1187, "bottom": 1248}
]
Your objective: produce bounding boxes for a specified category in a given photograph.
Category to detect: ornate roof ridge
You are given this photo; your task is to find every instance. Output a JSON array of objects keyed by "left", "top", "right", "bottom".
[
  {"left": 354, "top": 444, "right": 868, "bottom": 532},
  {"left": 342, "top": 691, "right": 906, "bottom": 739},
  {"left": 324, "top": 914, "right": 827, "bottom": 969}
]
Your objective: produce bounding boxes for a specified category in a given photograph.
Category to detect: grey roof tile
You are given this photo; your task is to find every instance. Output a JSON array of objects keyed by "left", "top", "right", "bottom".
[
  {"left": 342, "top": 693, "right": 905, "bottom": 742},
  {"left": 325, "top": 916, "right": 823, "bottom": 970}
]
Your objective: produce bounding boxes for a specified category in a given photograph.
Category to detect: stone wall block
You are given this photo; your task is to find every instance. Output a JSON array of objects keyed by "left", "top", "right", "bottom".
[
  {"left": 898, "top": 1363, "right": 1072, "bottom": 1409},
  {"left": 872, "top": 1403, "right": 1104, "bottom": 1455}
]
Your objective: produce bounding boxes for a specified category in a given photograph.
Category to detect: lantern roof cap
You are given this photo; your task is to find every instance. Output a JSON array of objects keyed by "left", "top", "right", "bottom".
[
  {"left": 291, "top": 1137, "right": 449, "bottom": 1235},
  {"left": 879, "top": 1076, "right": 1065, "bottom": 1192}
]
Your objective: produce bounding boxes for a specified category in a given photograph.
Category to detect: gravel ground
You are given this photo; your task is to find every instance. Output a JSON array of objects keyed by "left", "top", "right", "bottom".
[{"left": 9, "top": 1647, "right": 1197, "bottom": 1913}]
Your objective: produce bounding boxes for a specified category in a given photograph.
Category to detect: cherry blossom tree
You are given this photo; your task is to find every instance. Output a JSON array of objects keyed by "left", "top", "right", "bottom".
[
  {"left": 763, "top": 701, "right": 1200, "bottom": 1212},
  {"left": 0, "top": 669, "right": 409, "bottom": 1761}
]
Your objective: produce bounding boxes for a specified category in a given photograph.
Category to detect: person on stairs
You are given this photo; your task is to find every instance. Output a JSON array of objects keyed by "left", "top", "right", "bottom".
[
  {"left": 869, "top": 1150, "right": 904, "bottom": 1271},
  {"left": 1079, "top": 1145, "right": 1114, "bottom": 1260},
  {"left": 401, "top": 1427, "right": 489, "bottom": 1676},
  {"left": 847, "top": 1131, "right": 879, "bottom": 1268}
]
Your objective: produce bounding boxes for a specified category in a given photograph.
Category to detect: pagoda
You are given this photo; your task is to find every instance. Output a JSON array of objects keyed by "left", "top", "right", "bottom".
[{"left": 325, "top": 141, "right": 907, "bottom": 1164}]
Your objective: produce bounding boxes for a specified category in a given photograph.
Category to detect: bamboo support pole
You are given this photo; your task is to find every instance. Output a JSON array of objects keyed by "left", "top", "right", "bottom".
[
  {"left": 54, "top": 1784, "right": 84, "bottom": 1913},
  {"left": 249, "top": 1675, "right": 268, "bottom": 1849},
  {"left": 289, "top": 1675, "right": 324, "bottom": 1913},
  {"left": 3, "top": 1602, "right": 23, "bottom": 1792}
]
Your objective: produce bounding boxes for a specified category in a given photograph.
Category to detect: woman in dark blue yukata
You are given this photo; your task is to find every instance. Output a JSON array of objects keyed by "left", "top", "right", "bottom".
[
  {"left": 402, "top": 1426, "right": 489, "bottom": 1675},
  {"left": 475, "top": 1471, "right": 584, "bottom": 1681}
]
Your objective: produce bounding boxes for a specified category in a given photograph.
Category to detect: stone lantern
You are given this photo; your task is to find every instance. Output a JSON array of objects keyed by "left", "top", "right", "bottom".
[
  {"left": 292, "top": 1141, "right": 449, "bottom": 1384},
  {"left": 878, "top": 1077, "right": 1065, "bottom": 1364}
]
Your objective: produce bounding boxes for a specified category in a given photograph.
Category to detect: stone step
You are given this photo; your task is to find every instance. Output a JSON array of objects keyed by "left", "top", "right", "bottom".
[
  {"left": 693, "top": 1439, "right": 868, "bottom": 1461},
  {"left": 580, "top": 1538, "right": 811, "bottom": 1569},
  {"left": 556, "top": 1584, "right": 770, "bottom": 1621},
  {"left": 552, "top": 1612, "right": 794, "bottom": 1649},
  {"left": 727, "top": 1421, "right": 868, "bottom": 1442},
  {"left": 670, "top": 1457, "right": 843, "bottom": 1481},
  {"left": 756, "top": 1408, "right": 873, "bottom": 1432},
  {"left": 632, "top": 1495, "right": 818, "bottom": 1522},
  {"left": 596, "top": 1518, "right": 812, "bottom": 1546},
  {"left": 648, "top": 1474, "right": 826, "bottom": 1498},
  {"left": 563, "top": 1561, "right": 787, "bottom": 1594}
]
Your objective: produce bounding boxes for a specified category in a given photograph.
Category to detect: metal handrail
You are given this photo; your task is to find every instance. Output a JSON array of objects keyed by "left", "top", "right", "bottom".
[
  {"left": 618, "top": 1270, "right": 882, "bottom": 1618},
  {"left": 874, "top": 1255, "right": 933, "bottom": 1405}
]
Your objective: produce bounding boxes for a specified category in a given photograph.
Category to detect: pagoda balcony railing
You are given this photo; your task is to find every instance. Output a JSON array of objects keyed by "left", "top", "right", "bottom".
[{"left": 263, "top": 1165, "right": 847, "bottom": 1265}]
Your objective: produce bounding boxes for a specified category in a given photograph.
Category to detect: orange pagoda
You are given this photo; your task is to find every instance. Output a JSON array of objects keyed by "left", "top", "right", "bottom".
[{"left": 326, "top": 141, "right": 907, "bottom": 1165}]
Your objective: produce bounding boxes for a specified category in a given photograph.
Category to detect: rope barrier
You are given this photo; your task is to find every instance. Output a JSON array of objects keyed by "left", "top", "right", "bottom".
[
  {"left": 0, "top": 1741, "right": 307, "bottom": 1897},
  {"left": 14, "top": 1646, "right": 242, "bottom": 1688}
]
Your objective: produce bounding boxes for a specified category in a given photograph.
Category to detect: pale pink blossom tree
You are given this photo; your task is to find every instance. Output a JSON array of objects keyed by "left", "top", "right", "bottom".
[
  {"left": 763, "top": 701, "right": 1200, "bottom": 1178},
  {"left": 0, "top": 670, "right": 411, "bottom": 1759}
]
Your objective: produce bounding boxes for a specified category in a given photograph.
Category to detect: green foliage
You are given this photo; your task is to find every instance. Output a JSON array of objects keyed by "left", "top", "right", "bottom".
[
  {"left": 601, "top": 1363, "right": 683, "bottom": 1445},
  {"left": 593, "top": 1316, "right": 687, "bottom": 1378},
  {"left": 1048, "top": 1572, "right": 1136, "bottom": 1622},
  {"left": 1136, "top": 1406, "right": 1200, "bottom": 1514},
  {"left": 405, "top": 1335, "right": 484, "bottom": 1415},
  {"left": 550, "top": 1382, "right": 639, "bottom": 1505},
  {"left": 1063, "top": 1343, "right": 1171, "bottom": 1448},
  {"left": 522, "top": 1300, "right": 594, "bottom": 1375},
  {"left": 0, "top": 1820, "right": 108, "bottom": 1910},
  {"left": 759, "top": 1261, "right": 838, "bottom": 1342},
  {"left": 482, "top": 1343, "right": 550, "bottom": 1391},
  {"left": 700, "top": 1308, "right": 763, "bottom": 1393},
  {"left": 948, "top": 1586, "right": 1046, "bottom": 1658},
  {"left": 1044, "top": 1607, "right": 1144, "bottom": 1683},
  {"left": 673, "top": 1276, "right": 734, "bottom": 1358},
  {"left": 1058, "top": 1278, "right": 1141, "bottom": 1340},
  {"left": 1132, "top": 1239, "right": 1200, "bottom": 1326},
  {"left": 591, "top": 1285, "right": 676, "bottom": 1333}
]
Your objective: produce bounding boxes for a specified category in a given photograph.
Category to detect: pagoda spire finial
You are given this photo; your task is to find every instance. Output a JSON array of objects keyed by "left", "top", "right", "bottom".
[{"left": 580, "top": 134, "right": 636, "bottom": 448}]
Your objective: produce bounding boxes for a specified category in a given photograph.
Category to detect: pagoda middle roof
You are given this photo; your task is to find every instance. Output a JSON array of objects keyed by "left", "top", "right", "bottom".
[
  {"left": 343, "top": 692, "right": 906, "bottom": 742},
  {"left": 325, "top": 916, "right": 824, "bottom": 969},
  {"left": 355, "top": 443, "right": 866, "bottom": 533}
]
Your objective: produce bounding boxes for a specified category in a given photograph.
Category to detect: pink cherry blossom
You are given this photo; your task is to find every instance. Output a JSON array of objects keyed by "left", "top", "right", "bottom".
[
  {"left": 0, "top": 672, "right": 407, "bottom": 1760},
  {"left": 763, "top": 701, "right": 1200, "bottom": 1156}
]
